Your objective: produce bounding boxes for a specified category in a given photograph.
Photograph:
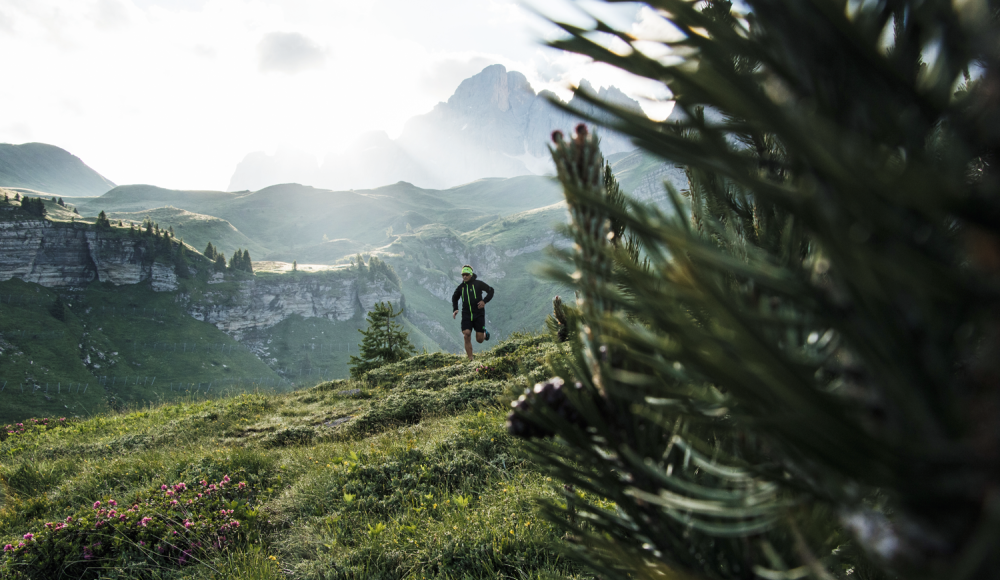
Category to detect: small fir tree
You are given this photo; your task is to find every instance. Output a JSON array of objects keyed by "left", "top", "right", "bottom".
[
  {"left": 204, "top": 242, "right": 216, "bottom": 260},
  {"left": 95, "top": 210, "right": 111, "bottom": 229},
  {"left": 349, "top": 301, "right": 416, "bottom": 379},
  {"left": 214, "top": 253, "right": 227, "bottom": 272}
]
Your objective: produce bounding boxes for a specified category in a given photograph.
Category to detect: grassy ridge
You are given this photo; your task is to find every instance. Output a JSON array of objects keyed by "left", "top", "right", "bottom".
[{"left": 0, "top": 333, "right": 590, "bottom": 580}]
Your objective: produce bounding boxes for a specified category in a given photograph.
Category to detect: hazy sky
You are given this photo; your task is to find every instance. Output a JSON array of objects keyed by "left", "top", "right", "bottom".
[{"left": 0, "top": 0, "right": 677, "bottom": 190}]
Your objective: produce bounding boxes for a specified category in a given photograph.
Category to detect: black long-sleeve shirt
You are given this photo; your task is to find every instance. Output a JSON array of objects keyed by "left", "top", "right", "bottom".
[{"left": 451, "top": 274, "right": 494, "bottom": 317}]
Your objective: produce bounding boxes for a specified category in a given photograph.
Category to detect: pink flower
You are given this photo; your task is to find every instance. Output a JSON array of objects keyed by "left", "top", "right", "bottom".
[
  {"left": 174, "top": 482, "right": 187, "bottom": 491},
  {"left": 165, "top": 490, "right": 174, "bottom": 497},
  {"left": 139, "top": 517, "right": 152, "bottom": 527},
  {"left": 108, "top": 499, "right": 117, "bottom": 507},
  {"left": 22, "top": 533, "right": 33, "bottom": 541},
  {"left": 161, "top": 484, "right": 168, "bottom": 491},
  {"left": 3, "top": 544, "right": 13, "bottom": 552},
  {"left": 237, "top": 481, "right": 247, "bottom": 490},
  {"left": 222, "top": 475, "right": 231, "bottom": 484},
  {"left": 93, "top": 501, "right": 101, "bottom": 509},
  {"left": 200, "top": 480, "right": 208, "bottom": 487},
  {"left": 139, "top": 541, "right": 146, "bottom": 546},
  {"left": 66, "top": 516, "right": 73, "bottom": 522}
]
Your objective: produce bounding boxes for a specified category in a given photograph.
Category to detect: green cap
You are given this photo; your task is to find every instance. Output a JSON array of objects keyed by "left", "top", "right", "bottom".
[{"left": 461, "top": 266, "right": 474, "bottom": 275}]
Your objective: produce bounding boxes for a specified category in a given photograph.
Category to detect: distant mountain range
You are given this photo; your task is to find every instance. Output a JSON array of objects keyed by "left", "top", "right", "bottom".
[
  {"left": 228, "top": 64, "right": 645, "bottom": 192},
  {"left": 0, "top": 142, "right": 116, "bottom": 196}
]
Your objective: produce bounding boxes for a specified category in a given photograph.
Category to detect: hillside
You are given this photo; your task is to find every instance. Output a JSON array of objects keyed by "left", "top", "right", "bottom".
[
  {"left": 105, "top": 207, "right": 269, "bottom": 261},
  {"left": 0, "top": 333, "right": 587, "bottom": 580},
  {"left": 0, "top": 143, "right": 116, "bottom": 197}
]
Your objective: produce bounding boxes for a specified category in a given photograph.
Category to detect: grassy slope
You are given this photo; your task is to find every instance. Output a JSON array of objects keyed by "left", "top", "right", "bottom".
[
  {"left": 0, "top": 143, "right": 117, "bottom": 197},
  {"left": 0, "top": 278, "right": 288, "bottom": 424},
  {"left": 0, "top": 333, "right": 590, "bottom": 580},
  {"left": 104, "top": 207, "right": 270, "bottom": 261}
]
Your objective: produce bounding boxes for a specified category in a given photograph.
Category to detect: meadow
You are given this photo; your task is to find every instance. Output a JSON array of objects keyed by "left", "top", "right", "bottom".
[{"left": 0, "top": 332, "right": 593, "bottom": 579}]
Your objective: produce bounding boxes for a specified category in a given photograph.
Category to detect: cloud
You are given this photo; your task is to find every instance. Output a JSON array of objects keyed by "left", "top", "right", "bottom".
[
  {"left": 256, "top": 31, "right": 327, "bottom": 74},
  {"left": 93, "top": 0, "right": 129, "bottom": 31}
]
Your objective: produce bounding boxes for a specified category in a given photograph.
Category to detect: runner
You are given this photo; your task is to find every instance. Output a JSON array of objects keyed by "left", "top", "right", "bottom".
[{"left": 451, "top": 265, "right": 494, "bottom": 361}]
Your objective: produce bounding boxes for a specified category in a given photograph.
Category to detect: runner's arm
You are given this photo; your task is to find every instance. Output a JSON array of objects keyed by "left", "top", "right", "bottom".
[
  {"left": 451, "top": 285, "right": 462, "bottom": 312},
  {"left": 481, "top": 281, "right": 494, "bottom": 304}
]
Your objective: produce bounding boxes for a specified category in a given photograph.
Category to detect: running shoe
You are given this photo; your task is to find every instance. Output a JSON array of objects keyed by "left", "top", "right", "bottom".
[{"left": 484, "top": 328, "right": 491, "bottom": 341}]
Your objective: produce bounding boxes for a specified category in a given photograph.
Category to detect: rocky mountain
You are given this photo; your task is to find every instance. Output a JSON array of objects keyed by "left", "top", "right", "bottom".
[
  {"left": 0, "top": 142, "right": 116, "bottom": 197},
  {"left": 0, "top": 212, "right": 403, "bottom": 341},
  {"left": 229, "top": 64, "right": 644, "bottom": 192}
]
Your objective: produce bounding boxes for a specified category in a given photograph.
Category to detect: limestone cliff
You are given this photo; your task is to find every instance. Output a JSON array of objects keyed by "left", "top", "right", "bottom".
[
  {"left": 182, "top": 273, "right": 402, "bottom": 340},
  {"left": 0, "top": 215, "right": 402, "bottom": 342},
  {"left": 0, "top": 216, "right": 178, "bottom": 291}
]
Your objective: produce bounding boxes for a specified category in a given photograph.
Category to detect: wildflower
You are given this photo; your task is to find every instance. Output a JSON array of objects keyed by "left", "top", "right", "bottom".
[
  {"left": 66, "top": 516, "right": 73, "bottom": 522},
  {"left": 22, "top": 533, "right": 33, "bottom": 541},
  {"left": 161, "top": 484, "right": 168, "bottom": 491},
  {"left": 3, "top": 544, "right": 13, "bottom": 552},
  {"left": 237, "top": 481, "right": 247, "bottom": 490},
  {"left": 93, "top": 501, "right": 101, "bottom": 509},
  {"left": 170, "top": 500, "right": 178, "bottom": 506},
  {"left": 108, "top": 499, "right": 117, "bottom": 506},
  {"left": 139, "top": 517, "right": 152, "bottom": 527}
]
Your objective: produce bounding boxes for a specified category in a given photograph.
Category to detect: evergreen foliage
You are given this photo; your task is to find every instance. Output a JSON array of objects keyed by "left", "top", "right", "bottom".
[
  {"left": 509, "top": 2, "right": 1000, "bottom": 580},
  {"left": 349, "top": 301, "right": 416, "bottom": 379},
  {"left": 214, "top": 253, "right": 227, "bottom": 272},
  {"left": 204, "top": 242, "right": 217, "bottom": 260},
  {"left": 227, "top": 248, "right": 254, "bottom": 273},
  {"left": 19, "top": 197, "right": 46, "bottom": 218},
  {"left": 95, "top": 210, "right": 111, "bottom": 229}
]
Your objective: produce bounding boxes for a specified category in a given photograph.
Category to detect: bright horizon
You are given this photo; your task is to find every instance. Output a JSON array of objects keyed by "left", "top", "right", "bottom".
[{"left": 0, "top": 0, "right": 677, "bottom": 192}]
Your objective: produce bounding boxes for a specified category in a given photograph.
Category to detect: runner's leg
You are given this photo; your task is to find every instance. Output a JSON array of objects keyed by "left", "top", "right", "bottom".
[{"left": 463, "top": 329, "right": 473, "bottom": 360}]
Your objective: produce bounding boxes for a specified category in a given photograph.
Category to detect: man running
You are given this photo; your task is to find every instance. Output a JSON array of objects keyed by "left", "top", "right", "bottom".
[{"left": 452, "top": 264, "right": 495, "bottom": 361}]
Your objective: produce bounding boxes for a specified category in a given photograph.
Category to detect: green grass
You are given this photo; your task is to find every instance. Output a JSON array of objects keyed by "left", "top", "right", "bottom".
[
  {"left": 0, "top": 278, "right": 287, "bottom": 423},
  {"left": 104, "top": 207, "right": 270, "bottom": 263},
  {"left": 0, "top": 333, "right": 589, "bottom": 580}
]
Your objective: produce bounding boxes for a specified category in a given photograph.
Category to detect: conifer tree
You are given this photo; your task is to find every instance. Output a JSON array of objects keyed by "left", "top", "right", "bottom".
[
  {"left": 508, "top": 2, "right": 1000, "bottom": 580},
  {"left": 204, "top": 242, "right": 216, "bottom": 260},
  {"left": 349, "top": 301, "right": 415, "bottom": 379},
  {"left": 214, "top": 252, "right": 226, "bottom": 272},
  {"left": 242, "top": 249, "right": 253, "bottom": 274},
  {"left": 95, "top": 210, "right": 111, "bottom": 229}
]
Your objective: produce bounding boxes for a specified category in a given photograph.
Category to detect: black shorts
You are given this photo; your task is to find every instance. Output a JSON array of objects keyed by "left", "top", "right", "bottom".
[{"left": 461, "top": 313, "right": 486, "bottom": 333}]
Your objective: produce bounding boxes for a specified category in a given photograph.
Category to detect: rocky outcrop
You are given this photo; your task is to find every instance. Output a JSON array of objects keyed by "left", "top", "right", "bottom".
[
  {"left": 183, "top": 273, "right": 402, "bottom": 340},
  {"left": 0, "top": 216, "right": 399, "bottom": 341},
  {"left": 230, "top": 64, "right": 645, "bottom": 192},
  {"left": 0, "top": 217, "right": 173, "bottom": 289}
]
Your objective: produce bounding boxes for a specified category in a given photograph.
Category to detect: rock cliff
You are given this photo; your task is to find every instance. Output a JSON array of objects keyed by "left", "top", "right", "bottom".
[
  {"left": 0, "top": 217, "right": 177, "bottom": 291},
  {"left": 0, "top": 215, "right": 402, "bottom": 341},
  {"left": 182, "top": 273, "right": 402, "bottom": 340}
]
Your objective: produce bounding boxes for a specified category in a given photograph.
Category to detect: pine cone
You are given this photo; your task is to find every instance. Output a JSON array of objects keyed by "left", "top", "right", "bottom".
[{"left": 507, "top": 378, "right": 585, "bottom": 439}]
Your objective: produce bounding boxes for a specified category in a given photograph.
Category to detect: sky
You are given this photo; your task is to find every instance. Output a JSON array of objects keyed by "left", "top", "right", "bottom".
[{"left": 0, "top": 0, "right": 679, "bottom": 191}]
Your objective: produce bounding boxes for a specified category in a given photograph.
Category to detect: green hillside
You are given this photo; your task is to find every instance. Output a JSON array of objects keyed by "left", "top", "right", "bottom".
[
  {"left": 78, "top": 177, "right": 565, "bottom": 259},
  {"left": 104, "top": 207, "right": 270, "bottom": 262},
  {"left": 0, "top": 143, "right": 117, "bottom": 197},
  {"left": 0, "top": 333, "right": 586, "bottom": 580},
  {"left": 0, "top": 278, "right": 288, "bottom": 424}
]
